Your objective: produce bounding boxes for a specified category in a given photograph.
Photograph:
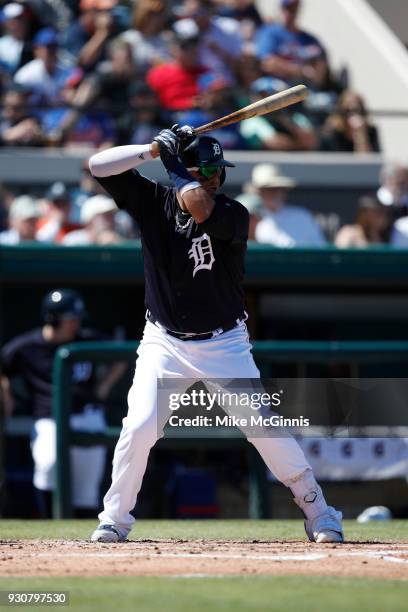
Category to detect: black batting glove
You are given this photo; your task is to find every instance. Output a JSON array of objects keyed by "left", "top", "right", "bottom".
[
  {"left": 153, "top": 128, "right": 180, "bottom": 162},
  {"left": 171, "top": 124, "right": 196, "bottom": 147},
  {"left": 153, "top": 127, "right": 195, "bottom": 192}
]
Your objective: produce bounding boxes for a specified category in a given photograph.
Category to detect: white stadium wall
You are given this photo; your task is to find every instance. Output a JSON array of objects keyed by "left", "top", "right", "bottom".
[{"left": 366, "top": 0, "right": 408, "bottom": 45}]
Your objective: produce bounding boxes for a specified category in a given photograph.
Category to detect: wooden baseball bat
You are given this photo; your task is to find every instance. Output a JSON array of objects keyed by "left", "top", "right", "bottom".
[
  {"left": 149, "top": 85, "right": 308, "bottom": 157},
  {"left": 194, "top": 84, "right": 308, "bottom": 135}
]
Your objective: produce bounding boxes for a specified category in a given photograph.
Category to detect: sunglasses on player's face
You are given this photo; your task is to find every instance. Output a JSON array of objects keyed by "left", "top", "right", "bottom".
[{"left": 195, "top": 165, "right": 223, "bottom": 179}]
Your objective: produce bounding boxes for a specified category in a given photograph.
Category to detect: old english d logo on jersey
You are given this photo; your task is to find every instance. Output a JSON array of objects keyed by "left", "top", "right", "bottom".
[{"left": 188, "top": 233, "right": 215, "bottom": 277}]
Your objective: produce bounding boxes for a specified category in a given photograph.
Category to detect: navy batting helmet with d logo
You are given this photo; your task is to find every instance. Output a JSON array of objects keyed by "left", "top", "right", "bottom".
[{"left": 181, "top": 136, "right": 234, "bottom": 186}]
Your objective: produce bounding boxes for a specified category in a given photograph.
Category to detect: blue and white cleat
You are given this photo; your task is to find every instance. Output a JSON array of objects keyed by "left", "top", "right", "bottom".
[
  {"left": 90, "top": 524, "right": 127, "bottom": 543},
  {"left": 304, "top": 507, "right": 344, "bottom": 543}
]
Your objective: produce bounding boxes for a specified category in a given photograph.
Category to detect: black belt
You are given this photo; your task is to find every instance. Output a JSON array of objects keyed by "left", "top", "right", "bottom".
[{"left": 146, "top": 311, "right": 247, "bottom": 342}]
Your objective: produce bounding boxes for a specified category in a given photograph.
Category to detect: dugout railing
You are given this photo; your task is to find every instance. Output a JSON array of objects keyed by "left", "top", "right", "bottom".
[{"left": 52, "top": 340, "right": 408, "bottom": 519}]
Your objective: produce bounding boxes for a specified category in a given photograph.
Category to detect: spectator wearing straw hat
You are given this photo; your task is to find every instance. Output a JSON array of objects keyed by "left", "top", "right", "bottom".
[{"left": 252, "top": 164, "right": 326, "bottom": 247}]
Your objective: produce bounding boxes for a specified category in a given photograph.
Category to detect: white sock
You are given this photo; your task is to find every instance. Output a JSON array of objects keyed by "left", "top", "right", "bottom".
[{"left": 284, "top": 469, "right": 328, "bottom": 520}]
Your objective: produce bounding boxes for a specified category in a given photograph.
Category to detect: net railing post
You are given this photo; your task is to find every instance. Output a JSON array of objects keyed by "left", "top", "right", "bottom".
[
  {"left": 52, "top": 347, "right": 73, "bottom": 519},
  {"left": 247, "top": 444, "right": 270, "bottom": 519}
]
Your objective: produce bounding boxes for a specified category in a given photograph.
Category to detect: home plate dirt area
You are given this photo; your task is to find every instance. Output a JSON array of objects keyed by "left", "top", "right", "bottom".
[{"left": 1, "top": 539, "right": 407, "bottom": 580}]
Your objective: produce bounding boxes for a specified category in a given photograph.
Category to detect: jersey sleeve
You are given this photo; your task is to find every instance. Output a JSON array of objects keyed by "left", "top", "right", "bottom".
[
  {"left": 94, "top": 169, "right": 168, "bottom": 223},
  {"left": 198, "top": 199, "right": 249, "bottom": 244}
]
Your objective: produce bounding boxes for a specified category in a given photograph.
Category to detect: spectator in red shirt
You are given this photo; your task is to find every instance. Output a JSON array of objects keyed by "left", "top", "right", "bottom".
[{"left": 146, "top": 31, "right": 207, "bottom": 112}]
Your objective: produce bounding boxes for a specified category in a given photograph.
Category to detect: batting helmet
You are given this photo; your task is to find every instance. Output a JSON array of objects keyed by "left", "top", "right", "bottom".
[
  {"left": 42, "top": 289, "right": 86, "bottom": 326},
  {"left": 181, "top": 136, "right": 234, "bottom": 186}
]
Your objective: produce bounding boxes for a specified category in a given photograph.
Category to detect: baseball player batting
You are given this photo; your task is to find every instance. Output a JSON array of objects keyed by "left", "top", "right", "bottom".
[{"left": 88, "top": 124, "right": 344, "bottom": 544}]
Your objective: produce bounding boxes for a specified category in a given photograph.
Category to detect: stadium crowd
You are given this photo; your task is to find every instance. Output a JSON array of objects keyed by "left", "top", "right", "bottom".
[
  {"left": 0, "top": 0, "right": 379, "bottom": 151},
  {"left": 0, "top": 0, "right": 407, "bottom": 247}
]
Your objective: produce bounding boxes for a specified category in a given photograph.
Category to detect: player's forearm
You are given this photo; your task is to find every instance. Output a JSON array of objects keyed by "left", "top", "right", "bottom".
[
  {"left": 89, "top": 143, "right": 160, "bottom": 177},
  {"left": 179, "top": 188, "right": 215, "bottom": 223}
]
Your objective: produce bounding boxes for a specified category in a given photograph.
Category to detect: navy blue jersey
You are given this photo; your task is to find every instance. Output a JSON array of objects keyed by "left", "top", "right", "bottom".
[
  {"left": 95, "top": 170, "right": 249, "bottom": 333},
  {"left": 2, "top": 328, "right": 105, "bottom": 419}
]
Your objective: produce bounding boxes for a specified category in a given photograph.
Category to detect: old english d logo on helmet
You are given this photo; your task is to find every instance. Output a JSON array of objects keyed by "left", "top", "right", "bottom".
[{"left": 181, "top": 136, "right": 235, "bottom": 169}]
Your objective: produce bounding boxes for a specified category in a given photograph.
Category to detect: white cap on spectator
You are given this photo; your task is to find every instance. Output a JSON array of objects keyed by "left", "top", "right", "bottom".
[
  {"left": 80, "top": 195, "right": 116, "bottom": 224},
  {"left": 10, "top": 195, "right": 40, "bottom": 221},
  {"left": 252, "top": 164, "right": 296, "bottom": 189},
  {"left": 3, "top": 3, "right": 24, "bottom": 20}
]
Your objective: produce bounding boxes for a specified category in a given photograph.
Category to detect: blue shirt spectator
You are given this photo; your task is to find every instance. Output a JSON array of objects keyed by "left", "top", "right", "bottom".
[
  {"left": 255, "top": 0, "right": 328, "bottom": 91},
  {"left": 14, "top": 28, "right": 71, "bottom": 106},
  {"left": 41, "top": 108, "right": 116, "bottom": 148},
  {"left": 256, "top": 23, "right": 323, "bottom": 63},
  {"left": 37, "top": 68, "right": 117, "bottom": 148}
]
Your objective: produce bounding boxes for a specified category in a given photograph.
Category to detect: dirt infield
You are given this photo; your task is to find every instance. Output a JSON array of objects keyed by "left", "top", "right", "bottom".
[{"left": 1, "top": 539, "right": 407, "bottom": 580}]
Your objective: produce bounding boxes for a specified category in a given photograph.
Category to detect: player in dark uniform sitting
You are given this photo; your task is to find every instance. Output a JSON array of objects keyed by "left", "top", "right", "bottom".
[
  {"left": 88, "top": 126, "right": 344, "bottom": 543},
  {"left": 1, "top": 289, "right": 122, "bottom": 518}
]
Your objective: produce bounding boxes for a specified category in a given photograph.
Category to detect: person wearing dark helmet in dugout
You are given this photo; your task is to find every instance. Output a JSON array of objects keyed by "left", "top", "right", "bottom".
[{"left": 1, "top": 289, "right": 125, "bottom": 518}]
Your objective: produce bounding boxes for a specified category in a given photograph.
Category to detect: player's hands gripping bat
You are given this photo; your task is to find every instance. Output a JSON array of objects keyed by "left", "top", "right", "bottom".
[
  {"left": 153, "top": 127, "right": 195, "bottom": 192},
  {"left": 172, "top": 124, "right": 196, "bottom": 147},
  {"left": 153, "top": 128, "right": 180, "bottom": 159}
]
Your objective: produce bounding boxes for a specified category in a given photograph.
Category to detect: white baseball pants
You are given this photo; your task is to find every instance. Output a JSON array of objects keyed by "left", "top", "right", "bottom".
[
  {"left": 99, "top": 321, "right": 312, "bottom": 532},
  {"left": 32, "top": 406, "right": 106, "bottom": 508}
]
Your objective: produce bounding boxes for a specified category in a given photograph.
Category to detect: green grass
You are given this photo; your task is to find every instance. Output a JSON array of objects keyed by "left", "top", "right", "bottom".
[
  {"left": 2, "top": 519, "right": 408, "bottom": 542},
  {"left": 0, "top": 576, "right": 407, "bottom": 612},
  {"left": 1, "top": 521, "right": 407, "bottom": 611}
]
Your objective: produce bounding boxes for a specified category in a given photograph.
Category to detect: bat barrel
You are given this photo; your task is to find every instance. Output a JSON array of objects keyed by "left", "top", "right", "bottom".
[{"left": 194, "top": 84, "right": 308, "bottom": 135}]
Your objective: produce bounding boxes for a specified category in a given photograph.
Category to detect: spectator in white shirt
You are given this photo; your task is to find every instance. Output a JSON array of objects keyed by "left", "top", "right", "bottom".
[
  {"left": 174, "top": 0, "right": 243, "bottom": 82},
  {"left": 0, "top": 195, "right": 40, "bottom": 244},
  {"left": 391, "top": 217, "right": 408, "bottom": 248},
  {"left": 377, "top": 162, "right": 408, "bottom": 218},
  {"left": 252, "top": 164, "right": 326, "bottom": 247},
  {"left": 14, "top": 28, "right": 70, "bottom": 106},
  {"left": 0, "top": 3, "right": 32, "bottom": 75}
]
